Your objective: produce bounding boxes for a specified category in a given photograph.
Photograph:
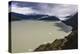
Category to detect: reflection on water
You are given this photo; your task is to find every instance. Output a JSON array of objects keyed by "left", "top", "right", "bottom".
[{"left": 11, "top": 20, "right": 71, "bottom": 53}]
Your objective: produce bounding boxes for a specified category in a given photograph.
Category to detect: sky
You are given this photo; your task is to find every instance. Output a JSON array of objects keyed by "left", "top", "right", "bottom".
[{"left": 9, "top": 1, "right": 78, "bottom": 20}]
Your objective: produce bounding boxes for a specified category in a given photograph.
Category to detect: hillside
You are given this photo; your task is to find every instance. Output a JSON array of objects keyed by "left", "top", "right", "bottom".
[
  {"left": 34, "top": 30, "right": 78, "bottom": 51},
  {"left": 62, "top": 13, "right": 78, "bottom": 31}
]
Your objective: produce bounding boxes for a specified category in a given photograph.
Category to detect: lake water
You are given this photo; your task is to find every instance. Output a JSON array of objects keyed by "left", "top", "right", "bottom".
[{"left": 11, "top": 20, "right": 72, "bottom": 53}]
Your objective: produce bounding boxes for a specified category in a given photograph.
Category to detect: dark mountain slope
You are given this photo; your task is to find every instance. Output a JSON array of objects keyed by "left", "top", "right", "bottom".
[{"left": 62, "top": 13, "right": 78, "bottom": 30}]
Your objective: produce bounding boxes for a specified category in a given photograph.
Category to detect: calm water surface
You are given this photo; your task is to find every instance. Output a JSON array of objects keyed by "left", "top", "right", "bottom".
[{"left": 11, "top": 20, "right": 72, "bottom": 53}]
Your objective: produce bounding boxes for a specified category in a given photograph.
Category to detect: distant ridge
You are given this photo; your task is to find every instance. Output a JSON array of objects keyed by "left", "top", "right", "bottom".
[{"left": 9, "top": 12, "right": 60, "bottom": 21}]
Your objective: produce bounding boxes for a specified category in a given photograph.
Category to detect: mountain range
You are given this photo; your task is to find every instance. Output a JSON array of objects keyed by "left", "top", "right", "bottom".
[{"left": 9, "top": 12, "right": 60, "bottom": 21}]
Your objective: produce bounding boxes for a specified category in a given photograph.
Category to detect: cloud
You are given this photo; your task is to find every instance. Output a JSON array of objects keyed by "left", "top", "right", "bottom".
[
  {"left": 34, "top": 4, "right": 77, "bottom": 20},
  {"left": 10, "top": 2, "right": 78, "bottom": 20},
  {"left": 11, "top": 7, "right": 35, "bottom": 15}
]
